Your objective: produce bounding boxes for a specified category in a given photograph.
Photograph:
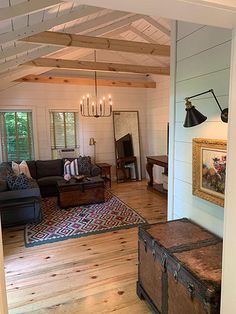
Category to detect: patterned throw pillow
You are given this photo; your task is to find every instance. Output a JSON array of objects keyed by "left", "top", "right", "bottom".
[
  {"left": 77, "top": 156, "right": 92, "bottom": 176},
  {"left": 64, "top": 159, "right": 79, "bottom": 176},
  {"left": 7, "top": 173, "right": 31, "bottom": 190},
  {"left": 12, "top": 160, "right": 32, "bottom": 178}
]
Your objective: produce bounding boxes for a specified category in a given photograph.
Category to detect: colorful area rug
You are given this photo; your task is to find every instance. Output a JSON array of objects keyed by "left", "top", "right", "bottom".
[{"left": 25, "top": 191, "right": 146, "bottom": 247}]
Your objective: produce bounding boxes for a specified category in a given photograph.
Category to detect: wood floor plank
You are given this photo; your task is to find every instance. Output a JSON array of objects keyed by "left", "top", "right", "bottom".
[{"left": 2, "top": 180, "right": 167, "bottom": 313}]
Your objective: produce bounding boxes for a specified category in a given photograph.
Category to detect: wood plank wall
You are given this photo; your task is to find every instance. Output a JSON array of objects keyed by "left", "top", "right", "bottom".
[
  {"left": 172, "top": 21, "right": 232, "bottom": 237},
  {"left": 146, "top": 75, "right": 170, "bottom": 183},
  {"left": 0, "top": 83, "right": 147, "bottom": 178}
]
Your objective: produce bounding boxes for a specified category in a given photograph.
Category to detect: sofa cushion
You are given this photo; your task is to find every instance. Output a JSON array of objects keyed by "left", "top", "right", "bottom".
[
  {"left": 12, "top": 160, "right": 32, "bottom": 178},
  {"left": 7, "top": 173, "right": 31, "bottom": 190},
  {"left": 26, "top": 161, "right": 37, "bottom": 179},
  {"left": 90, "top": 165, "right": 101, "bottom": 177},
  {"left": 37, "top": 176, "right": 62, "bottom": 187},
  {"left": 0, "top": 179, "right": 8, "bottom": 192},
  {"left": 0, "top": 187, "right": 41, "bottom": 201},
  {"left": 64, "top": 159, "right": 79, "bottom": 176},
  {"left": 78, "top": 156, "right": 92, "bottom": 176},
  {"left": 0, "top": 162, "right": 13, "bottom": 178},
  {"left": 36, "top": 159, "right": 63, "bottom": 178}
]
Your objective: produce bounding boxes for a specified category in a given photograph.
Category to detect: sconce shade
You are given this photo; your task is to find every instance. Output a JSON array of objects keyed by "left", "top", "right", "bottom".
[
  {"left": 89, "top": 137, "right": 96, "bottom": 145},
  {"left": 184, "top": 106, "right": 207, "bottom": 127},
  {"left": 183, "top": 89, "right": 228, "bottom": 128}
]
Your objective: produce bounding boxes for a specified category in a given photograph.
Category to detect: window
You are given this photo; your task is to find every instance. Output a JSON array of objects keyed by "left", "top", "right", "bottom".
[
  {"left": 50, "top": 112, "right": 78, "bottom": 159},
  {"left": 0, "top": 111, "right": 34, "bottom": 161}
]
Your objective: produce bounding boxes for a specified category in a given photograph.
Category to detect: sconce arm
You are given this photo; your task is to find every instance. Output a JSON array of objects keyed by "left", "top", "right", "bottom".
[{"left": 186, "top": 89, "right": 224, "bottom": 113}]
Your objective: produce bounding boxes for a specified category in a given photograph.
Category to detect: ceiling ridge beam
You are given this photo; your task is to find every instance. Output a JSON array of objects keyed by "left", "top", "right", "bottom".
[
  {"left": 0, "top": 5, "right": 102, "bottom": 45},
  {"left": 15, "top": 74, "right": 157, "bottom": 88},
  {"left": 144, "top": 16, "right": 170, "bottom": 36},
  {"left": 28, "top": 57, "right": 170, "bottom": 75},
  {"left": 22, "top": 31, "right": 170, "bottom": 56},
  {"left": 0, "top": 0, "right": 65, "bottom": 22}
]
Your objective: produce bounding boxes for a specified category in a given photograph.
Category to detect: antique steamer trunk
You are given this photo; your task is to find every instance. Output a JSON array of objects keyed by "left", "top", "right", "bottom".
[{"left": 137, "top": 218, "right": 222, "bottom": 314}]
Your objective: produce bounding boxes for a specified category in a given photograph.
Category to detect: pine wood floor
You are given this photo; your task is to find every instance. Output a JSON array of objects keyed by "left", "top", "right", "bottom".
[{"left": 2, "top": 180, "right": 167, "bottom": 314}]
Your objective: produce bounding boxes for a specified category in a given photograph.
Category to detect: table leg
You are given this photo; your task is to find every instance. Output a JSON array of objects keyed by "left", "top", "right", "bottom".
[{"left": 146, "top": 162, "right": 154, "bottom": 186}]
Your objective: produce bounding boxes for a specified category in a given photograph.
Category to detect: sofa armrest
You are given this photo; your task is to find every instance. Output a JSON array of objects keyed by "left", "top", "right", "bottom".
[
  {"left": 0, "top": 187, "right": 41, "bottom": 202},
  {"left": 90, "top": 165, "right": 101, "bottom": 177}
]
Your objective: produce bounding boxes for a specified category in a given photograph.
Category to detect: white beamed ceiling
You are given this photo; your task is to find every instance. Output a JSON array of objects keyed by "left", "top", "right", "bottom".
[{"left": 0, "top": 0, "right": 171, "bottom": 89}]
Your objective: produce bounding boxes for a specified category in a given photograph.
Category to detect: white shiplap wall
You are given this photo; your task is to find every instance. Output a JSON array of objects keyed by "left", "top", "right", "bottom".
[
  {"left": 146, "top": 75, "right": 170, "bottom": 183},
  {"left": 0, "top": 83, "right": 147, "bottom": 179},
  {"left": 171, "top": 22, "right": 232, "bottom": 237}
]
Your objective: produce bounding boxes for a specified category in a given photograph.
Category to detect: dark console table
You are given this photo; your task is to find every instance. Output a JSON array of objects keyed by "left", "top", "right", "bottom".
[{"left": 146, "top": 155, "right": 168, "bottom": 193}]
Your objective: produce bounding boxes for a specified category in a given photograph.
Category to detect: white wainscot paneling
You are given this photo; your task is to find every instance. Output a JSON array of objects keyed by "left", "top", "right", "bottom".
[
  {"left": 176, "top": 41, "right": 231, "bottom": 82},
  {"left": 176, "top": 95, "right": 229, "bottom": 122},
  {"left": 177, "top": 22, "right": 204, "bottom": 41},
  {"left": 177, "top": 25, "right": 232, "bottom": 61},
  {"left": 175, "top": 68, "right": 230, "bottom": 102},
  {"left": 175, "top": 121, "right": 228, "bottom": 143},
  {"left": 174, "top": 179, "right": 224, "bottom": 237},
  {"left": 174, "top": 160, "right": 192, "bottom": 184},
  {"left": 174, "top": 141, "right": 192, "bottom": 163}
]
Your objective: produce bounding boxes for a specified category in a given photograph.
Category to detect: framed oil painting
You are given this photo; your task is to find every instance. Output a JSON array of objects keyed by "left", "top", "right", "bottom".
[{"left": 192, "top": 138, "right": 227, "bottom": 207}]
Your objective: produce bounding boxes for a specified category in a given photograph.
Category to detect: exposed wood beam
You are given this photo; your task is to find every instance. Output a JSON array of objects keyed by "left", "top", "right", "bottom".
[
  {"left": 28, "top": 57, "right": 170, "bottom": 75},
  {"left": 15, "top": 74, "right": 156, "bottom": 88},
  {"left": 22, "top": 31, "right": 170, "bottom": 56},
  {"left": 0, "top": 0, "right": 64, "bottom": 22},
  {"left": 0, "top": 5, "right": 102, "bottom": 45},
  {"left": 0, "top": 10, "right": 132, "bottom": 62},
  {"left": 144, "top": 16, "right": 170, "bottom": 36}
]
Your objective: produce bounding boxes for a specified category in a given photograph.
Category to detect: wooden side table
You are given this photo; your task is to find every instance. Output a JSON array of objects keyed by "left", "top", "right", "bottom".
[{"left": 95, "top": 163, "right": 112, "bottom": 188}]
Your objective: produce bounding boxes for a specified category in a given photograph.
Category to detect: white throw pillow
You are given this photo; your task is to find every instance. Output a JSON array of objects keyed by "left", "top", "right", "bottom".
[
  {"left": 12, "top": 160, "right": 32, "bottom": 178},
  {"left": 64, "top": 159, "right": 79, "bottom": 176}
]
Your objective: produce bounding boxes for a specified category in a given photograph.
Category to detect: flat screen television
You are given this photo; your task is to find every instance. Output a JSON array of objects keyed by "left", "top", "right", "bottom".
[{"left": 116, "top": 133, "right": 134, "bottom": 158}]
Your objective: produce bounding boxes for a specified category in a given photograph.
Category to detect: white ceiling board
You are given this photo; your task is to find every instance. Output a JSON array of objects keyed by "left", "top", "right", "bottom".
[
  {"left": 78, "top": 0, "right": 236, "bottom": 28},
  {"left": 0, "top": 5, "right": 102, "bottom": 45},
  {"left": 0, "top": 0, "right": 64, "bottom": 22}
]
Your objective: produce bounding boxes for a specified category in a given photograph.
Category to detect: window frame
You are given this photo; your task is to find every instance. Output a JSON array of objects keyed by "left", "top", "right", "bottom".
[
  {"left": 0, "top": 109, "right": 36, "bottom": 162},
  {"left": 49, "top": 110, "right": 79, "bottom": 158}
]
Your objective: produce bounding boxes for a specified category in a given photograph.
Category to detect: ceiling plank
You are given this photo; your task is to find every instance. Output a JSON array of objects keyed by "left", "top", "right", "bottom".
[
  {"left": 144, "top": 16, "right": 171, "bottom": 36},
  {"left": 15, "top": 74, "right": 157, "bottom": 88},
  {"left": 0, "top": 0, "right": 64, "bottom": 22},
  {"left": 22, "top": 31, "right": 170, "bottom": 56},
  {"left": 128, "top": 26, "right": 157, "bottom": 43},
  {"left": 61, "top": 11, "right": 133, "bottom": 35},
  {"left": 0, "top": 43, "right": 38, "bottom": 60},
  {"left": 85, "top": 14, "right": 144, "bottom": 37},
  {"left": 28, "top": 57, "right": 170, "bottom": 75},
  {"left": 0, "top": 47, "right": 59, "bottom": 73},
  {"left": 0, "top": 5, "right": 102, "bottom": 45}
]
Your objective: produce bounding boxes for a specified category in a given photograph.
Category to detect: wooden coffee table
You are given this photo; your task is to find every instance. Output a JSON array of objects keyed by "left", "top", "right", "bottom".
[{"left": 57, "top": 176, "right": 105, "bottom": 208}]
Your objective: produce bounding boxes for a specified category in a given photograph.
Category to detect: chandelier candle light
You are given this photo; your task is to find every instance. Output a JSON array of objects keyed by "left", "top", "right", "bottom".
[{"left": 80, "top": 51, "right": 112, "bottom": 118}]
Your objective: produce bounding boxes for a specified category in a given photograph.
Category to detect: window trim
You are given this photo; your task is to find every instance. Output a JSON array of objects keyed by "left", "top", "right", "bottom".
[
  {"left": 49, "top": 110, "right": 79, "bottom": 158},
  {"left": 0, "top": 106, "right": 35, "bottom": 162}
]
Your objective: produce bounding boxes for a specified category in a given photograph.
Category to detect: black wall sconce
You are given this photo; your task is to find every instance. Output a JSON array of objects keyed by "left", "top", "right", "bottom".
[{"left": 183, "top": 89, "right": 228, "bottom": 127}]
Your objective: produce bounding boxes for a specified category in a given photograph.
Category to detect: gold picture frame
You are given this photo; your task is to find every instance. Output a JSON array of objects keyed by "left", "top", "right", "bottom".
[{"left": 192, "top": 138, "right": 227, "bottom": 207}]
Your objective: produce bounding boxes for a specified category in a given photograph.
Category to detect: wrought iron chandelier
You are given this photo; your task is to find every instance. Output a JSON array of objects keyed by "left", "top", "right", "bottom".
[{"left": 80, "top": 51, "right": 112, "bottom": 118}]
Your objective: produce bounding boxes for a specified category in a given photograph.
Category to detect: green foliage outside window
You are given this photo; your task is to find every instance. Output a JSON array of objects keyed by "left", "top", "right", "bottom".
[{"left": 0, "top": 111, "right": 34, "bottom": 161}]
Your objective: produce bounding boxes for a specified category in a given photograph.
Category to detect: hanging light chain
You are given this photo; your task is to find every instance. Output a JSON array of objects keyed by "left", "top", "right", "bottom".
[{"left": 80, "top": 50, "right": 112, "bottom": 118}]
